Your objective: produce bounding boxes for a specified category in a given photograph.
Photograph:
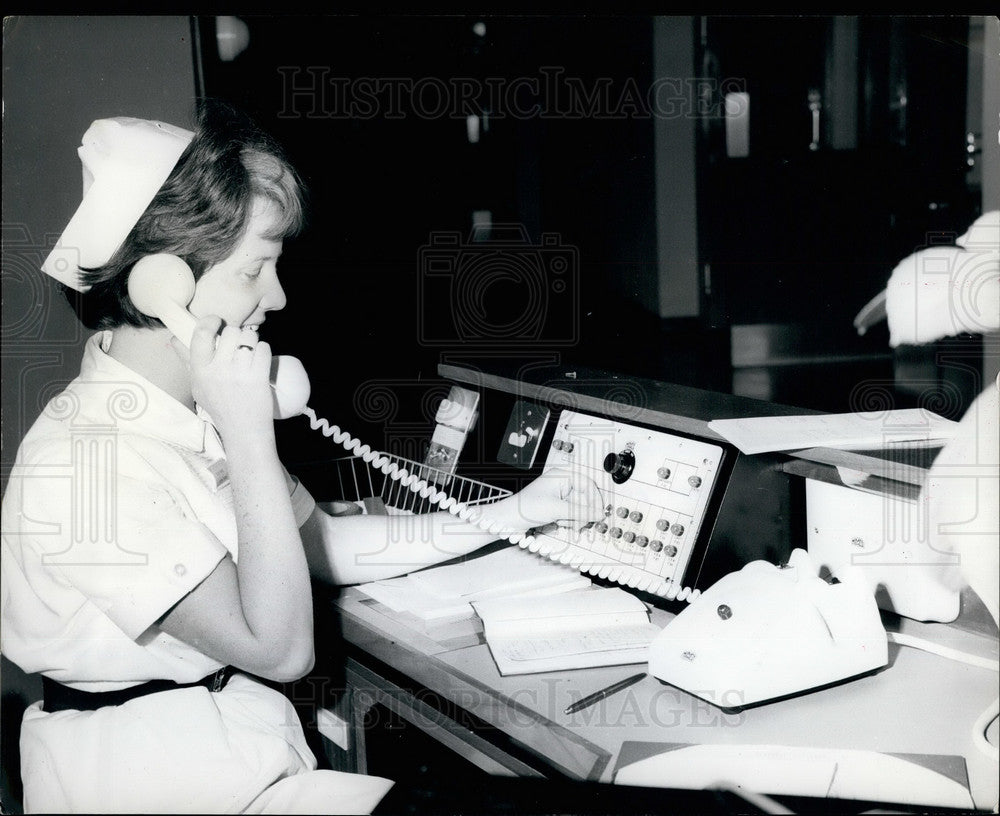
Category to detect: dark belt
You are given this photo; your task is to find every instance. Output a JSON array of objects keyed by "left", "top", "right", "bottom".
[{"left": 42, "top": 666, "right": 235, "bottom": 713}]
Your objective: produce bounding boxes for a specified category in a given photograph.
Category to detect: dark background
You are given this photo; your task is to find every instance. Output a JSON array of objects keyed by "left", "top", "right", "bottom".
[
  {"left": 4, "top": 15, "right": 994, "bottom": 498},
  {"left": 192, "top": 15, "right": 993, "bottom": 493},
  {"left": 2, "top": 15, "right": 998, "bottom": 814}
]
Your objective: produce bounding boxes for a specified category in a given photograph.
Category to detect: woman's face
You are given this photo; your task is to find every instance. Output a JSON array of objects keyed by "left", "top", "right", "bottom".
[{"left": 187, "top": 199, "right": 287, "bottom": 332}]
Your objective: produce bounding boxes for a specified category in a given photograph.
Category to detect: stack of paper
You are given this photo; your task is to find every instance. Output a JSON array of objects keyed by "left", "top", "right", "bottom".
[
  {"left": 473, "top": 586, "right": 662, "bottom": 675},
  {"left": 708, "top": 408, "right": 960, "bottom": 455},
  {"left": 355, "top": 545, "right": 591, "bottom": 624}
]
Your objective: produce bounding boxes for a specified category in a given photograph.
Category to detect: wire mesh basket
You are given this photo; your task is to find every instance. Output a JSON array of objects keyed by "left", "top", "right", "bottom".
[{"left": 328, "top": 453, "right": 511, "bottom": 516}]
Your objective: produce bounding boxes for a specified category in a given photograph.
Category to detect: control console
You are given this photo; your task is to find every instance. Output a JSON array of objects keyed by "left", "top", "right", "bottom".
[{"left": 535, "top": 410, "right": 726, "bottom": 598}]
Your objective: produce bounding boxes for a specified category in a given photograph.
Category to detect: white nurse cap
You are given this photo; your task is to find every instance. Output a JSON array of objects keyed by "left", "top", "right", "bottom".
[{"left": 41, "top": 117, "right": 195, "bottom": 292}]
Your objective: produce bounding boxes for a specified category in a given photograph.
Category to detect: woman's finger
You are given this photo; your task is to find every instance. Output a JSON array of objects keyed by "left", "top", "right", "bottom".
[{"left": 189, "top": 315, "right": 223, "bottom": 365}]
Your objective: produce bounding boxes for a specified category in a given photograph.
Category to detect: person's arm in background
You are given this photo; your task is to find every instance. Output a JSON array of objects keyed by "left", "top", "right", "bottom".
[{"left": 299, "top": 467, "right": 605, "bottom": 585}]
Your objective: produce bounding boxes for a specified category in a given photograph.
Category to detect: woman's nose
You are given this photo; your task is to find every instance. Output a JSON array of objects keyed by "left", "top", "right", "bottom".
[{"left": 263, "top": 277, "right": 287, "bottom": 312}]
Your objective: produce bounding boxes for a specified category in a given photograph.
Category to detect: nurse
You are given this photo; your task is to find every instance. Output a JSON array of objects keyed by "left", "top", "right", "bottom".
[{"left": 0, "top": 102, "right": 603, "bottom": 813}]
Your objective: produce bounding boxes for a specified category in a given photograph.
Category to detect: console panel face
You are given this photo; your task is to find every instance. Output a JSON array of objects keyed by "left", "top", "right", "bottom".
[{"left": 535, "top": 410, "right": 726, "bottom": 597}]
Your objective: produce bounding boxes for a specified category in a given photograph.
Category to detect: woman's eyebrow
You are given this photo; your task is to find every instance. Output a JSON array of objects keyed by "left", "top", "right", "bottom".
[{"left": 248, "top": 251, "right": 282, "bottom": 263}]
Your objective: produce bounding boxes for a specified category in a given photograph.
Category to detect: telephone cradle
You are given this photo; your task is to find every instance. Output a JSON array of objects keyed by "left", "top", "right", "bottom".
[{"left": 647, "top": 548, "right": 888, "bottom": 708}]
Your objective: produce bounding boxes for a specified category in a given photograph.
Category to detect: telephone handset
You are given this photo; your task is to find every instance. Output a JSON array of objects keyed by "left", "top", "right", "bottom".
[
  {"left": 128, "top": 254, "right": 311, "bottom": 420},
  {"left": 125, "top": 253, "right": 551, "bottom": 552}
]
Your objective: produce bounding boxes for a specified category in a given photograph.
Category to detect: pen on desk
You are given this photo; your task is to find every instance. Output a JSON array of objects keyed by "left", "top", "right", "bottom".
[{"left": 564, "top": 672, "right": 646, "bottom": 715}]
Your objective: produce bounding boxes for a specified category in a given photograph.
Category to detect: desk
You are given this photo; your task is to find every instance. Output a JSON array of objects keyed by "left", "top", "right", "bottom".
[
  {"left": 320, "top": 582, "right": 999, "bottom": 810},
  {"left": 313, "top": 361, "right": 997, "bottom": 809}
]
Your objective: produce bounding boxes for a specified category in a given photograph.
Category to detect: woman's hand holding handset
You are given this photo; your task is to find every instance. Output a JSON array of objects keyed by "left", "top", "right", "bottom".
[{"left": 183, "top": 317, "right": 276, "bottom": 438}]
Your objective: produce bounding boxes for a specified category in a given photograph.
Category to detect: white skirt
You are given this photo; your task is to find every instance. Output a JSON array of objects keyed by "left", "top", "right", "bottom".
[{"left": 19, "top": 673, "right": 393, "bottom": 814}]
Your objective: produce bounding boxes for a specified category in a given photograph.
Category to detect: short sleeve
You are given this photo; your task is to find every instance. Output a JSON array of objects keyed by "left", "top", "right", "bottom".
[{"left": 20, "top": 464, "right": 229, "bottom": 641}]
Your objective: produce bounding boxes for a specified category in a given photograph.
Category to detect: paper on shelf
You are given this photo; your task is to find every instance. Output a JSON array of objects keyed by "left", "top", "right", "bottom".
[
  {"left": 473, "top": 586, "right": 661, "bottom": 675},
  {"left": 355, "top": 577, "right": 473, "bottom": 621},
  {"left": 707, "top": 408, "right": 960, "bottom": 455},
  {"left": 355, "top": 545, "right": 591, "bottom": 624},
  {"left": 357, "top": 572, "right": 591, "bottom": 624},
  {"left": 408, "top": 543, "right": 588, "bottom": 601}
]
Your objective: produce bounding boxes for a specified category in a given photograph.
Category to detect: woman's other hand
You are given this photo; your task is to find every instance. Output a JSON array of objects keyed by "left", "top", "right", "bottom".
[{"left": 505, "top": 467, "right": 606, "bottom": 531}]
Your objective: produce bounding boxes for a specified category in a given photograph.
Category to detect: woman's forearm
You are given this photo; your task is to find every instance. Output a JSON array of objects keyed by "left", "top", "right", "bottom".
[
  {"left": 300, "top": 470, "right": 602, "bottom": 585},
  {"left": 225, "top": 433, "right": 315, "bottom": 669}
]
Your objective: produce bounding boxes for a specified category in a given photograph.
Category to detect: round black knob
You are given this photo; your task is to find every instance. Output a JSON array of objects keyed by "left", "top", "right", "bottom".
[{"left": 602, "top": 449, "right": 636, "bottom": 484}]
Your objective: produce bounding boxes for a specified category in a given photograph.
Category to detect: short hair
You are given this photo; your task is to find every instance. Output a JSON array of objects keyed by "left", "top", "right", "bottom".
[{"left": 73, "top": 101, "right": 307, "bottom": 329}]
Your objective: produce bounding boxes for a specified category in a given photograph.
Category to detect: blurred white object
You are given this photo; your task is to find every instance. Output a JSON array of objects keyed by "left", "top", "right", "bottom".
[
  {"left": 724, "top": 91, "right": 750, "bottom": 158},
  {"left": 883, "top": 210, "right": 999, "bottom": 347},
  {"left": 956, "top": 209, "right": 1000, "bottom": 251},
  {"left": 216, "top": 16, "right": 250, "bottom": 63},
  {"left": 876, "top": 211, "right": 1000, "bottom": 626},
  {"left": 921, "top": 384, "right": 1000, "bottom": 628}
]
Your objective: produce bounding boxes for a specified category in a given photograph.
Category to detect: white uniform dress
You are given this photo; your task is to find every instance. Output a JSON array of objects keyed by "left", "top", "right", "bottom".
[{"left": 1, "top": 331, "right": 393, "bottom": 814}]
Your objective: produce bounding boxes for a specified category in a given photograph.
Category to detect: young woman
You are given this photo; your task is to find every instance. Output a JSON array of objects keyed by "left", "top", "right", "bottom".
[{"left": 0, "top": 103, "right": 603, "bottom": 814}]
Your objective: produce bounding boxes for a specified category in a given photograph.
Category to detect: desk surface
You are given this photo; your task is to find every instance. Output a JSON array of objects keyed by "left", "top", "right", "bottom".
[{"left": 331, "top": 579, "right": 999, "bottom": 810}]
